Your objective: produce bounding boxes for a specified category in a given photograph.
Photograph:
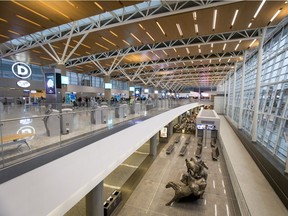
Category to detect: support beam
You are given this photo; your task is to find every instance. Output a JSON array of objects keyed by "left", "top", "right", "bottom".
[
  {"left": 238, "top": 51, "right": 246, "bottom": 129},
  {"left": 86, "top": 181, "right": 104, "bottom": 216},
  {"left": 252, "top": 28, "right": 266, "bottom": 142},
  {"left": 231, "top": 63, "right": 237, "bottom": 120}
]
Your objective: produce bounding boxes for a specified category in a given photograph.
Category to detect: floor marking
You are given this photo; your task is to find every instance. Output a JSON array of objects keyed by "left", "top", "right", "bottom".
[
  {"left": 222, "top": 180, "right": 225, "bottom": 188},
  {"left": 213, "top": 180, "right": 215, "bottom": 189},
  {"left": 215, "top": 204, "right": 217, "bottom": 216},
  {"left": 224, "top": 189, "right": 226, "bottom": 194},
  {"left": 219, "top": 168, "right": 222, "bottom": 173}
]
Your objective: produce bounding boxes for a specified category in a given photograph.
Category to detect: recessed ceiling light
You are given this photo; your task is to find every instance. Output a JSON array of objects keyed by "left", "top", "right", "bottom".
[
  {"left": 16, "top": 15, "right": 41, "bottom": 26},
  {"left": 0, "top": 34, "right": 9, "bottom": 39},
  {"left": 249, "top": 39, "right": 257, "bottom": 47},
  {"left": 12, "top": 1, "right": 50, "bottom": 20},
  {"left": 109, "top": 30, "right": 119, "bottom": 38},
  {"left": 186, "top": 48, "right": 190, "bottom": 54},
  {"left": 176, "top": 23, "right": 183, "bottom": 37},
  {"left": 269, "top": 8, "right": 282, "bottom": 24},
  {"left": 173, "top": 48, "right": 177, "bottom": 53},
  {"left": 234, "top": 43, "right": 239, "bottom": 50},
  {"left": 0, "top": 17, "right": 8, "bottom": 23},
  {"left": 248, "top": 23, "right": 252, "bottom": 28},
  {"left": 95, "top": 42, "right": 109, "bottom": 50},
  {"left": 122, "top": 40, "right": 131, "bottom": 46},
  {"left": 253, "top": 0, "right": 266, "bottom": 19},
  {"left": 231, "top": 9, "right": 239, "bottom": 28},
  {"left": 8, "top": 30, "right": 20, "bottom": 35},
  {"left": 193, "top": 12, "right": 197, "bottom": 21},
  {"left": 213, "top": 9, "right": 217, "bottom": 31},
  {"left": 223, "top": 43, "right": 227, "bottom": 51},
  {"left": 130, "top": 33, "right": 142, "bottom": 44},
  {"left": 138, "top": 24, "right": 145, "bottom": 30},
  {"left": 146, "top": 32, "right": 155, "bottom": 42},
  {"left": 94, "top": 2, "right": 104, "bottom": 11},
  {"left": 156, "top": 21, "right": 166, "bottom": 36},
  {"left": 198, "top": 49, "right": 201, "bottom": 53},
  {"left": 228, "top": 58, "right": 231, "bottom": 62},
  {"left": 194, "top": 24, "right": 199, "bottom": 34},
  {"left": 163, "top": 50, "right": 168, "bottom": 56}
]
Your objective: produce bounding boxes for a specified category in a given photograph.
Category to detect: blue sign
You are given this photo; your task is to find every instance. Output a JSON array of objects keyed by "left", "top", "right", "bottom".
[{"left": 45, "top": 73, "right": 56, "bottom": 94}]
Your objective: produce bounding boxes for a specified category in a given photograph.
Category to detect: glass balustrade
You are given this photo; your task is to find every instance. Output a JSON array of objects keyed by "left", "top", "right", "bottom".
[{"left": 0, "top": 99, "right": 188, "bottom": 168}]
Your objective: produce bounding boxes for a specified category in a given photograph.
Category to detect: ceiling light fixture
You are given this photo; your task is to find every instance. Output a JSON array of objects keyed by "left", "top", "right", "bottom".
[
  {"left": 109, "top": 30, "right": 119, "bottom": 37},
  {"left": 146, "top": 32, "right": 155, "bottom": 42},
  {"left": 163, "top": 50, "right": 168, "bottom": 55},
  {"left": 94, "top": 2, "right": 104, "bottom": 11},
  {"left": 95, "top": 42, "right": 109, "bottom": 50},
  {"left": 122, "top": 40, "right": 131, "bottom": 46},
  {"left": 223, "top": 43, "right": 227, "bottom": 50},
  {"left": 0, "top": 34, "right": 9, "bottom": 39},
  {"left": 249, "top": 39, "right": 257, "bottom": 47},
  {"left": 194, "top": 24, "right": 199, "bottom": 34},
  {"left": 210, "top": 49, "right": 213, "bottom": 53},
  {"left": 186, "top": 48, "right": 190, "bottom": 54},
  {"left": 101, "top": 36, "right": 117, "bottom": 46},
  {"left": 40, "top": 1, "right": 70, "bottom": 19},
  {"left": 156, "top": 21, "right": 166, "bottom": 36},
  {"left": 213, "top": 9, "right": 217, "bottom": 31},
  {"left": 253, "top": 0, "right": 266, "bottom": 19},
  {"left": 183, "top": 62, "right": 186, "bottom": 66},
  {"left": 40, "top": 56, "right": 52, "bottom": 61},
  {"left": 248, "top": 22, "right": 252, "bottom": 28},
  {"left": 0, "top": 17, "right": 8, "bottom": 23},
  {"left": 209, "top": 59, "right": 212, "bottom": 64},
  {"left": 193, "top": 12, "right": 197, "bottom": 21},
  {"left": 16, "top": 15, "right": 41, "bottom": 26},
  {"left": 138, "top": 23, "right": 145, "bottom": 30},
  {"left": 228, "top": 58, "right": 231, "bottom": 62},
  {"left": 173, "top": 48, "right": 177, "bottom": 53},
  {"left": 219, "top": 58, "right": 221, "bottom": 62},
  {"left": 231, "top": 9, "right": 239, "bottom": 28},
  {"left": 268, "top": 8, "right": 282, "bottom": 24},
  {"left": 176, "top": 23, "right": 183, "bottom": 37},
  {"left": 8, "top": 30, "right": 20, "bottom": 35},
  {"left": 74, "top": 52, "right": 80, "bottom": 56},
  {"left": 198, "top": 49, "right": 201, "bottom": 53},
  {"left": 130, "top": 33, "right": 142, "bottom": 44},
  {"left": 234, "top": 43, "right": 239, "bottom": 50},
  {"left": 12, "top": 1, "right": 50, "bottom": 20},
  {"left": 32, "top": 50, "right": 41, "bottom": 54}
]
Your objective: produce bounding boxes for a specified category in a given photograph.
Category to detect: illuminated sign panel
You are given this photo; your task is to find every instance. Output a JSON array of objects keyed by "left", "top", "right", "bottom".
[
  {"left": 12, "top": 62, "right": 32, "bottom": 79},
  {"left": 17, "top": 80, "right": 31, "bottom": 88},
  {"left": 45, "top": 73, "right": 56, "bottom": 94}
]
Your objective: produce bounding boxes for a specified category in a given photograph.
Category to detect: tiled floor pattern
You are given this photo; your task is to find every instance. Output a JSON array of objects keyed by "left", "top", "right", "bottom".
[{"left": 116, "top": 134, "right": 240, "bottom": 216}]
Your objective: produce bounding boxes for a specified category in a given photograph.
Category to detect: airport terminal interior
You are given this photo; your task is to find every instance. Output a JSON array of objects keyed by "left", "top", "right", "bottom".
[{"left": 0, "top": 1, "right": 288, "bottom": 216}]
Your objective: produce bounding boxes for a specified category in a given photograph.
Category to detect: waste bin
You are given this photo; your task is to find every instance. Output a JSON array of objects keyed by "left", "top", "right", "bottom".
[
  {"left": 100, "top": 105, "right": 108, "bottom": 123},
  {"left": 115, "top": 105, "right": 124, "bottom": 118},
  {"left": 61, "top": 108, "right": 73, "bottom": 134},
  {"left": 103, "top": 190, "right": 122, "bottom": 216}
]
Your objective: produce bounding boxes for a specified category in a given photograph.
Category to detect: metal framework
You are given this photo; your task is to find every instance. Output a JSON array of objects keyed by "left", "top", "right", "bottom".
[{"left": 0, "top": 0, "right": 239, "bottom": 57}]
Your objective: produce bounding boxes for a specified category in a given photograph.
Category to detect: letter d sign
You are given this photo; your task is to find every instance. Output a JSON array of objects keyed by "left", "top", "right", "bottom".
[{"left": 12, "top": 62, "right": 32, "bottom": 79}]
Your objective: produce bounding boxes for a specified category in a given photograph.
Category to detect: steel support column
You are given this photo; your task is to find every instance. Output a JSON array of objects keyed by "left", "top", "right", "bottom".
[
  {"left": 252, "top": 28, "right": 266, "bottom": 142},
  {"left": 238, "top": 51, "right": 246, "bottom": 129},
  {"left": 86, "top": 181, "right": 104, "bottom": 216}
]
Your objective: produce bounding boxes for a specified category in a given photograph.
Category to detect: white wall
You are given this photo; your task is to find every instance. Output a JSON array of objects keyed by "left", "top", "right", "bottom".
[{"left": 0, "top": 103, "right": 200, "bottom": 216}]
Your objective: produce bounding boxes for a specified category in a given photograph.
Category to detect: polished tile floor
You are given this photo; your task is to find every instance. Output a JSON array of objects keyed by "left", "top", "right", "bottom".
[{"left": 65, "top": 133, "right": 240, "bottom": 216}]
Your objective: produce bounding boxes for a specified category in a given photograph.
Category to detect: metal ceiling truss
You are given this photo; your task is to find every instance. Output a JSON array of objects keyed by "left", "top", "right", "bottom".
[
  {"left": 111, "top": 59, "right": 236, "bottom": 80},
  {"left": 90, "top": 51, "right": 242, "bottom": 77},
  {"left": 65, "top": 30, "right": 257, "bottom": 69},
  {"left": 0, "top": 0, "right": 240, "bottom": 57}
]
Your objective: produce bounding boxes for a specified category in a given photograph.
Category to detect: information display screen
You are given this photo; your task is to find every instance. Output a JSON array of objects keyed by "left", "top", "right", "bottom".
[
  {"left": 160, "top": 127, "right": 168, "bottom": 138},
  {"left": 105, "top": 83, "right": 112, "bottom": 89},
  {"left": 45, "top": 73, "right": 56, "bottom": 94}
]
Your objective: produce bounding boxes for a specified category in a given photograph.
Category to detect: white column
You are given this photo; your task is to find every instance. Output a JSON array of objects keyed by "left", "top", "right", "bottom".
[
  {"left": 227, "top": 71, "right": 231, "bottom": 116},
  {"left": 224, "top": 79, "right": 227, "bottom": 114},
  {"left": 231, "top": 63, "right": 237, "bottom": 120},
  {"left": 252, "top": 28, "right": 266, "bottom": 142},
  {"left": 150, "top": 133, "right": 158, "bottom": 156},
  {"left": 238, "top": 51, "right": 247, "bottom": 129},
  {"left": 86, "top": 181, "right": 104, "bottom": 216}
]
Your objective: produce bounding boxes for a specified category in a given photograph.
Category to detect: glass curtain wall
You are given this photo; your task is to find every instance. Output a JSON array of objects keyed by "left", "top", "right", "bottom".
[{"left": 224, "top": 23, "right": 288, "bottom": 164}]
